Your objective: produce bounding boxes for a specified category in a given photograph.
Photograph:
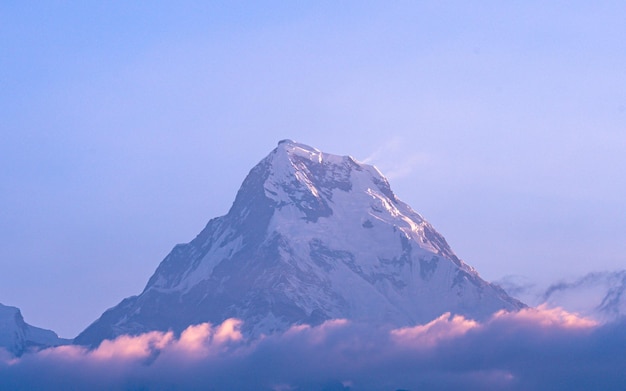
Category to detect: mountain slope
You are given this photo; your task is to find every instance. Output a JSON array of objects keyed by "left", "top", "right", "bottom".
[
  {"left": 0, "top": 303, "right": 70, "bottom": 356},
  {"left": 76, "top": 140, "right": 524, "bottom": 346}
]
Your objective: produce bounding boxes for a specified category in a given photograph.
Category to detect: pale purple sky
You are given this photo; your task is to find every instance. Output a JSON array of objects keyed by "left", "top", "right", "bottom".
[{"left": 1, "top": 2, "right": 625, "bottom": 337}]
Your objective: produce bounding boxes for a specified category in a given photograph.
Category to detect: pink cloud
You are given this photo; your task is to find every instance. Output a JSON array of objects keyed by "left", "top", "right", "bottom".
[
  {"left": 282, "top": 318, "right": 350, "bottom": 344},
  {"left": 1, "top": 312, "right": 624, "bottom": 390},
  {"left": 391, "top": 312, "right": 479, "bottom": 348},
  {"left": 212, "top": 318, "right": 244, "bottom": 344},
  {"left": 170, "top": 318, "right": 244, "bottom": 358},
  {"left": 492, "top": 304, "right": 598, "bottom": 329},
  {"left": 91, "top": 330, "right": 174, "bottom": 361}
]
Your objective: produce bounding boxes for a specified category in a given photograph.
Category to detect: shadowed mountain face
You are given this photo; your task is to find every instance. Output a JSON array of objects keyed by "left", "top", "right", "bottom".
[{"left": 75, "top": 140, "right": 524, "bottom": 346}]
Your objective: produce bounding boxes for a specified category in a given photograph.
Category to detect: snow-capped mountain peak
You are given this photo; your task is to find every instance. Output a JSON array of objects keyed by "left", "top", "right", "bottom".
[
  {"left": 75, "top": 140, "right": 524, "bottom": 346},
  {"left": 263, "top": 140, "right": 374, "bottom": 219},
  {"left": 0, "top": 303, "right": 69, "bottom": 356}
]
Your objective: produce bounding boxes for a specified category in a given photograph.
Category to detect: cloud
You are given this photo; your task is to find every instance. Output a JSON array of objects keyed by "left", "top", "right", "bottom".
[
  {"left": 1, "top": 309, "right": 625, "bottom": 391},
  {"left": 362, "top": 136, "right": 430, "bottom": 180},
  {"left": 391, "top": 312, "right": 479, "bottom": 348},
  {"left": 492, "top": 304, "right": 598, "bottom": 328}
]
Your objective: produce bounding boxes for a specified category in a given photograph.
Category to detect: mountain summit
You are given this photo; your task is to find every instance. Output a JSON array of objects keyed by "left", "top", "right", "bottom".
[{"left": 75, "top": 140, "right": 523, "bottom": 346}]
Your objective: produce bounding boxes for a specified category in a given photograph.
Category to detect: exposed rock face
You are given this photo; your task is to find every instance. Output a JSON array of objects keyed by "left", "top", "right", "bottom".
[{"left": 75, "top": 140, "right": 524, "bottom": 346}]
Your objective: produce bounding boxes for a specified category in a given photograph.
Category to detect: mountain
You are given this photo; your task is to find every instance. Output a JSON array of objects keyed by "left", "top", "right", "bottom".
[
  {"left": 497, "top": 270, "right": 626, "bottom": 323},
  {"left": 75, "top": 140, "right": 524, "bottom": 346},
  {"left": 0, "top": 303, "right": 70, "bottom": 356}
]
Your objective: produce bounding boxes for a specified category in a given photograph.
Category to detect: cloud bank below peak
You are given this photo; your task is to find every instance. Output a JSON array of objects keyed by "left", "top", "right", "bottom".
[{"left": 1, "top": 307, "right": 624, "bottom": 391}]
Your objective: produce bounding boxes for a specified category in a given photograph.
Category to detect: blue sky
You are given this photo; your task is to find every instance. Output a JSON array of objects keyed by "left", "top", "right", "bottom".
[{"left": 1, "top": 2, "right": 625, "bottom": 337}]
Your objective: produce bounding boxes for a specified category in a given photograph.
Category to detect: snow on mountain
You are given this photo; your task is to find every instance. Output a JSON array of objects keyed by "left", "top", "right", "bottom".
[
  {"left": 496, "top": 270, "right": 626, "bottom": 323},
  {"left": 0, "top": 303, "right": 70, "bottom": 356},
  {"left": 75, "top": 140, "right": 524, "bottom": 346}
]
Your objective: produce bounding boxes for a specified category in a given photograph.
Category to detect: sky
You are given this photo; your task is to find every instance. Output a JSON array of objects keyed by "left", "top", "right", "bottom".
[{"left": 1, "top": 2, "right": 625, "bottom": 339}]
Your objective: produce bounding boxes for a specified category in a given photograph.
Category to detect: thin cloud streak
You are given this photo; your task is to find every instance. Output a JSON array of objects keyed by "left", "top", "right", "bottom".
[
  {"left": 1, "top": 308, "right": 624, "bottom": 390},
  {"left": 362, "top": 136, "right": 430, "bottom": 180}
]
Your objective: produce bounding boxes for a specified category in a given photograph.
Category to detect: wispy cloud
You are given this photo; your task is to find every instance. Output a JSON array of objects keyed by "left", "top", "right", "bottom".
[
  {"left": 362, "top": 136, "right": 404, "bottom": 164},
  {"left": 362, "top": 136, "right": 430, "bottom": 180},
  {"left": 1, "top": 309, "right": 623, "bottom": 390}
]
